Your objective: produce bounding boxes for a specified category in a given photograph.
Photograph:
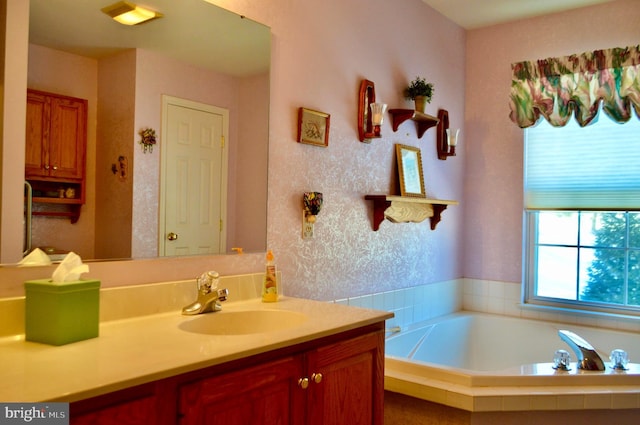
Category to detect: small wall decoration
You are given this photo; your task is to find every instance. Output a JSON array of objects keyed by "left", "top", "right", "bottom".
[
  {"left": 395, "top": 144, "right": 426, "bottom": 198},
  {"left": 139, "top": 127, "right": 157, "bottom": 153},
  {"left": 297, "top": 107, "right": 330, "bottom": 147}
]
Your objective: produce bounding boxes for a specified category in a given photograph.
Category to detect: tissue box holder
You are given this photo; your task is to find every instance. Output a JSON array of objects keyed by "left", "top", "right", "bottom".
[{"left": 25, "top": 279, "right": 100, "bottom": 346}]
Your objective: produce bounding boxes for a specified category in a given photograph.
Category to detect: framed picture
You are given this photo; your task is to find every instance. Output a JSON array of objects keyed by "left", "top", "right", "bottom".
[
  {"left": 297, "top": 107, "right": 330, "bottom": 147},
  {"left": 395, "top": 144, "right": 426, "bottom": 197}
]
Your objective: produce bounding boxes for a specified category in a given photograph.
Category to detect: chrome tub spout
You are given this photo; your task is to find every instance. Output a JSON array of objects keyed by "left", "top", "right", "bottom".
[{"left": 558, "top": 329, "right": 606, "bottom": 371}]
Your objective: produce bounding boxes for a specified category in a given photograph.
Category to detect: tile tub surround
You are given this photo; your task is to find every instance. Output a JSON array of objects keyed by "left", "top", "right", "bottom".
[
  {"left": 335, "top": 279, "right": 463, "bottom": 330},
  {"left": 0, "top": 273, "right": 392, "bottom": 402},
  {"left": 341, "top": 279, "right": 640, "bottom": 421},
  {"left": 463, "top": 278, "right": 640, "bottom": 333}
]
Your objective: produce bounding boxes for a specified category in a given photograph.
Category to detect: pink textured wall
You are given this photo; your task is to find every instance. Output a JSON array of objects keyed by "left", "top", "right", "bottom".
[
  {"left": 95, "top": 50, "right": 136, "bottom": 259},
  {"left": 132, "top": 49, "right": 268, "bottom": 258},
  {"left": 27, "top": 44, "right": 98, "bottom": 258},
  {"left": 212, "top": 0, "right": 466, "bottom": 300},
  {"left": 0, "top": 0, "right": 465, "bottom": 298},
  {"left": 463, "top": 0, "right": 640, "bottom": 283}
]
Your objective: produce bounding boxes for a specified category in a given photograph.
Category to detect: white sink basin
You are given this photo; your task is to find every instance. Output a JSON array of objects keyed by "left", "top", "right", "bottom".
[{"left": 178, "top": 309, "right": 309, "bottom": 335}]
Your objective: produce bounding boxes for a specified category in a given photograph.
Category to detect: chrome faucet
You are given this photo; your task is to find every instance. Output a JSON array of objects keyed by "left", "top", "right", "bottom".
[
  {"left": 182, "top": 271, "right": 229, "bottom": 315},
  {"left": 558, "top": 329, "right": 606, "bottom": 371}
]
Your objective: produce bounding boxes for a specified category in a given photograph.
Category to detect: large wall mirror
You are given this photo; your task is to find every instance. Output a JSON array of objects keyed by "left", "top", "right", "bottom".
[{"left": 5, "top": 0, "right": 270, "bottom": 264}]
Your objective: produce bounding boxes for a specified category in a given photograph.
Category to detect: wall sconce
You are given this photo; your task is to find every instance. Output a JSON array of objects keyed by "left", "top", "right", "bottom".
[
  {"left": 101, "top": 1, "right": 163, "bottom": 26},
  {"left": 302, "top": 192, "right": 323, "bottom": 239},
  {"left": 358, "top": 80, "right": 383, "bottom": 143},
  {"left": 370, "top": 102, "right": 387, "bottom": 137},
  {"left": 436, "top": 109, "right": 459, "bottom": 160}
]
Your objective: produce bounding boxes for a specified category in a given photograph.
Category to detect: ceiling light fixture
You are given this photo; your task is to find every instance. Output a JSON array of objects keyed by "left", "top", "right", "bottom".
[{"left": 101, "top": 1, "right": 163, "bottom": 26}]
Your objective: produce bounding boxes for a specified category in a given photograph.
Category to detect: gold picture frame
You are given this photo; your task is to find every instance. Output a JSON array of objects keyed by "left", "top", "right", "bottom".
[
  {"left": 297, "top": 107, "right": 330, "bottom": 147},
  {"left": 396, "top": 144, "right": 426, "bottom": 197}
]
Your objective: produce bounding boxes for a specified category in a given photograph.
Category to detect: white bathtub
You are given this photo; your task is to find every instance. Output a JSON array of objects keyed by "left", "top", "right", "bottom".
[{"left": 384, "top": 312, "right": 640, "bottom": 413}]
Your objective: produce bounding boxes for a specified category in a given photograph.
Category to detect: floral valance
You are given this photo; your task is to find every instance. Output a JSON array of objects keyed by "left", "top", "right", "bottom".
[{"left": 509, "top": 45, "right": 640, "bottom": 128}]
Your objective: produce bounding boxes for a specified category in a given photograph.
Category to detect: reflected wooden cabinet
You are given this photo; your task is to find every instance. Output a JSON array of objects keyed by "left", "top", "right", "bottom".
[
  {"left": 70, "top": 326, "right": 385, "bottom": 425},
  {"left": 25, "top": 89, "right": 87, "bottom": 222},
  {"left": 26, "top": 89, "right": 87, "bottom": 181}
]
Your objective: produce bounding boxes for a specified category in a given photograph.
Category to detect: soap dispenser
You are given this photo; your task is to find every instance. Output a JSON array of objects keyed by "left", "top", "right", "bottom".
[{"left": 261, "top": 250, "right": 278, "bottom": 302}]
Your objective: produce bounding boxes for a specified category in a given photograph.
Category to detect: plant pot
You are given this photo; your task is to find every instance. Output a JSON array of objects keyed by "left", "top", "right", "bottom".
[{"left": 414, "top": 96, "right": 428, "bottom": 113}]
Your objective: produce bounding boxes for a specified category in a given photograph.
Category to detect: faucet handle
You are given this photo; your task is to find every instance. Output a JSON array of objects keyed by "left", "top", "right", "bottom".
[
  {"left": 217, "top": 288, "right": 229, "bottom": 302},
  {"left": 197, "top": 270, "right": 220, "bottom": 293}
]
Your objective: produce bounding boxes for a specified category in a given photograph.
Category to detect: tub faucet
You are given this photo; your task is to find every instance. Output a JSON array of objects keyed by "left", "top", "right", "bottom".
[
  {"left": 182, "top": 271, "right": 229, "bottom": 315},
  {"left": 558, "top": 329, "right": 606, "bottom": 371}
]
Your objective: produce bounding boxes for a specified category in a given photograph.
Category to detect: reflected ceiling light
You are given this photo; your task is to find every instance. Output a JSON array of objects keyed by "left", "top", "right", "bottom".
[{"left": 101, "top": 1, "right": 163, "bottom": 26}]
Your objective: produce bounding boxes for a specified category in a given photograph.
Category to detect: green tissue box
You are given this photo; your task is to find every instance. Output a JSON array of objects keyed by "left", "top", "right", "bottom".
[{"left": 25, "top": 279, "right": 100, "bottom": 346}]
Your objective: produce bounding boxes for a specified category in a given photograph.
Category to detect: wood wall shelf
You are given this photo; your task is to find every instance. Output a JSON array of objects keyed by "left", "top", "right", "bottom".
[
  {"left": 32, "top": 206, "right": 81, "bottom": 224},
  {"left": 388, "top": 109, "right": 439, "bottom": 139},
  {"left": 365, "top": 195, "right": 458, "bottom": 231}
]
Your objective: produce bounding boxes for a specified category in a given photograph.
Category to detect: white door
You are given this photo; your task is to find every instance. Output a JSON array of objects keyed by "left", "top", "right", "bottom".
[{"left": 159, "top": 96, "right": 228, "bottom": 256}]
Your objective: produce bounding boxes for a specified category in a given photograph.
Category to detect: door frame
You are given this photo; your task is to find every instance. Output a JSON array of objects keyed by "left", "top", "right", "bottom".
[{"left": 158, "top": 95, "right": 229, "bottom": 256}]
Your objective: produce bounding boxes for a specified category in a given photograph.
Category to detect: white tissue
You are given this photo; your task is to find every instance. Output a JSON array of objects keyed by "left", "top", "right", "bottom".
[
  {"left": 51, "top": 252, "right": 90, "bottom": 283},
  {"left": 18, "top": 248, "right": 53, "bottom": 267}
]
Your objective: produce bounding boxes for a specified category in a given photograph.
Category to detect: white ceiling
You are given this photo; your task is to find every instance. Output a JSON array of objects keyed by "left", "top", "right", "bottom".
[
  {"left": 29, "top": 0, "right": 270, "bottom": 77},
  {"left": 421, "top": 0, "right": 617, "bottom": 29}
]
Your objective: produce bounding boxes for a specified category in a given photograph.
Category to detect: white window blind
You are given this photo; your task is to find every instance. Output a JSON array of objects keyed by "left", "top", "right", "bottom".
[{"left": 524, "top": 110, "right": 640, "bottom": 210}]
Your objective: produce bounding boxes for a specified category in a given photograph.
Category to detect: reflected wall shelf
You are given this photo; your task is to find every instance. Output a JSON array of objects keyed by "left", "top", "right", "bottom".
[
  {"left": 364, "top": 195, "right": 458, "bottom": 231},
  {"left": 388, "top": 109, "right": 439, "bottom": 139}
]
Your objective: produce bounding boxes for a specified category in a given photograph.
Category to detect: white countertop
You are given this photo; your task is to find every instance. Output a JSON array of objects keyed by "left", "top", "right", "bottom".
[{"left": 0, "top": 297, "right": 392, "bottom": 402}]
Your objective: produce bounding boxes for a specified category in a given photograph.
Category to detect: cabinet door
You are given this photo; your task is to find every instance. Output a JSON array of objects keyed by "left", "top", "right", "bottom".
[
  {"left": 48, "top": 95, "right": 86, "bottom": 180},
  {"left": 179, "top": 355, "right": 305, "bottom": 425},
  {"left": 25, "top": 91, "right": 49, "bottom": 178},
  {"left": 306, "top": 331, "right": 385, "bottom": 425},
  {"left": 71, "top": 394, "right": 158, "bottom": 425}
]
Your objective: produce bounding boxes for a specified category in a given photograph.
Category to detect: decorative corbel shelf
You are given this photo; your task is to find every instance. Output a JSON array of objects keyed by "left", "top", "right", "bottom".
[
  {"left": 364, "top": 195, "right": 458, "bottom": 231},
  {"left": 388, "top": 109, "right": 439, "bottom": 139}
]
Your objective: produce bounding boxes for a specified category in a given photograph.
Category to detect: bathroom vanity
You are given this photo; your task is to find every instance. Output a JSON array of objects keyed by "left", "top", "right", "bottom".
[{"left": 0, "top": 293, "right": 391, "bottom": 425}]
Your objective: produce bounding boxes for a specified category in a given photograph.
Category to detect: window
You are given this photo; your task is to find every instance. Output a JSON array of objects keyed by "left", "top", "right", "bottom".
[{"left": 524, "top": 109, "right": 640, "bottom": 315}]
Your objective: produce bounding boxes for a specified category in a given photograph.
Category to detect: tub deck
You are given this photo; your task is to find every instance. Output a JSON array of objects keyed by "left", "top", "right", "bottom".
[{"left": 384, "top": 311, "right": 640, "bottom": 412}]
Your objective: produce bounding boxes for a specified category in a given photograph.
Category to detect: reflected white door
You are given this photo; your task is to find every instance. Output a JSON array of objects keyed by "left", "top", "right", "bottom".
[{"left": 160, "top": 96, "right": 228, "bottom": 256}]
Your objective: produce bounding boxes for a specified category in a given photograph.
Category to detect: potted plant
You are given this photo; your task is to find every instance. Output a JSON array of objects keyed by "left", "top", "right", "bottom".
[{"left": 404, "top": 76, "right": 434, "bottom": 113}]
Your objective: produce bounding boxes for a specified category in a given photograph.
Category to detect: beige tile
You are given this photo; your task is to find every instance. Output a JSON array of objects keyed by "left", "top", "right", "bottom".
[
  {"left": 556, "top": 394, "right": 584, "bottom": 410},
  {"left": 530, "top": 394, "right": 558, "bottom": 410},
  {"left": 501, "top": 395, "right": 531, "bottom": 411},
  {"left": 610, "top": 392, "right": 639, "bottom": 409},
  {"left": 584, "top": 393, "right": 611, "bottom": 409}
]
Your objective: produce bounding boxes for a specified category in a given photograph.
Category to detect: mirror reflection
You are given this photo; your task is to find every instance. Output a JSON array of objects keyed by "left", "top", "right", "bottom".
[{"left": 20, "top": 0, "right": 270, "bottom": 262}]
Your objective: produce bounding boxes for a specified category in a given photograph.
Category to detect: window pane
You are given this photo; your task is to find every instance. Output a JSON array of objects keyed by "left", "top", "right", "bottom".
[
  {"left": 536, "top": 246, "right": 577, "bottom": 299},
  {"left": 581, "top": 212, "right": 626, "bottom": 248},
  {"left": 630, "top": 212, "right": 640, "bottom": 249},
  {"left": 630, "top": 250, "right": 640, "bottom": 307},
  {"left": 538, "top": 211, "right": 578, "bottom": 245},
  {"left": 581, "top": 247, "right": 625, "bottom": 305}
]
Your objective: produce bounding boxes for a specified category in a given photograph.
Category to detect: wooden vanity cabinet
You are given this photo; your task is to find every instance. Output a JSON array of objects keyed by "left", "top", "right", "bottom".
[
  {"left": 179, "top": 355, "right": 306, "bottom": 425},
  {"left": 70, "top": 325, "right": 385, "bottom": 425}
]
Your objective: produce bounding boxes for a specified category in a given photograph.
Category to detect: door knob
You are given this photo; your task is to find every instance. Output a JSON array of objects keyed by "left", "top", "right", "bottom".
[
  {"left": 311, "top": 373, "right": 323, "bottom": 384},
  {"left": 297, "top": 377, "right": 309, "bottom": 389},
  {"left": 167, "top": 232, "right": 178, "bottom": 241}
]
